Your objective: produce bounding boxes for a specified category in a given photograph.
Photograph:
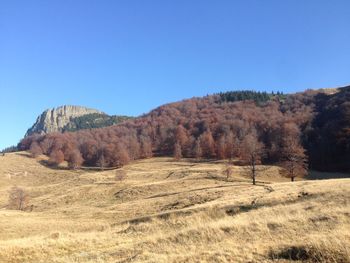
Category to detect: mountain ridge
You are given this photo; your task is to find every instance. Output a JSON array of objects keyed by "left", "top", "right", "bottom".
[
  {"left": 25, "top": 105, "right": 104, "bottom": 136},
  {"left": 25, "top": 105, "right": 132, "bottom": 137}
]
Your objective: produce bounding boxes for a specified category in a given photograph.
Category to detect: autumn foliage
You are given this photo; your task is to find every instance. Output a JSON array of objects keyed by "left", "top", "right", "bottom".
[{"left": 20, "top": 90, "right": 319, "bottom": 176}]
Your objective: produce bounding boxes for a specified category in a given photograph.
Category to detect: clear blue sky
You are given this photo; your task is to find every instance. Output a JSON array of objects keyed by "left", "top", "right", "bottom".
[{"left": 1, "top": 0, "right": 350, "bottom": 149}]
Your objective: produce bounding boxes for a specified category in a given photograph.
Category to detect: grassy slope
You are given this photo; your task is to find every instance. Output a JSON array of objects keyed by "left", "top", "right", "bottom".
[{"left": 0, "top": 152, "right": 349, "bottom": 262}]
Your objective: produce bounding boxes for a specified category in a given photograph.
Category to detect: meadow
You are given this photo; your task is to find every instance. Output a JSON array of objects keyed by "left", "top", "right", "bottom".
[{"left": 0, "top": 152, "right": 349, "bottom": 262}]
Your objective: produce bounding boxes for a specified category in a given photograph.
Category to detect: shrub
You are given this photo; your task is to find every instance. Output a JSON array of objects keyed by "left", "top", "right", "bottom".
[
  {"left": 223, "top": 165, "right": 234, "bottom": 181},
  {"left": 115, "top": 170, "right": 127, "bottom": 181}
]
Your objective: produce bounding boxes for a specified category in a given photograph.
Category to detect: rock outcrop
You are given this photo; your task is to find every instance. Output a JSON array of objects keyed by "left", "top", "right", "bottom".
[{"left": 25, "top": 105, "right": 104, "bottom": 136}]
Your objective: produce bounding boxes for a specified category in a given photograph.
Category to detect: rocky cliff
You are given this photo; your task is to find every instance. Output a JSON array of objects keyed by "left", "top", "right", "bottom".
[{"left": 25, "top": 105, "right": 104, "bottom": 136}]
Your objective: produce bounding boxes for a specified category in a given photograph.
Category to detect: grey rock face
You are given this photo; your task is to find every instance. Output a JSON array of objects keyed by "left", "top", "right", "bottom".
[{"left": 25, "top": 105, "right": 103, "bottom": 136}]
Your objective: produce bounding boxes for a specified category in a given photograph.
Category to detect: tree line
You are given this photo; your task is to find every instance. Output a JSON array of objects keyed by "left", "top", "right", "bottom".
[
  {"left": 63, "top": 113, "right": 133, "bottom": 132},
  {"left": 217, "top": 90, "right": 285, "bottom": 105},
  {"left": 19, "top": 90, "right": 313, "bottom": 181},
  {"left": 0, "top": 145, "right": 18, "bottom": 155}
]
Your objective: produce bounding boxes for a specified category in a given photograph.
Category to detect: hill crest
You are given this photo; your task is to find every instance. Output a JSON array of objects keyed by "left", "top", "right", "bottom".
[{"left": 25, "top": 105, "right": 132, "bottom": 137}]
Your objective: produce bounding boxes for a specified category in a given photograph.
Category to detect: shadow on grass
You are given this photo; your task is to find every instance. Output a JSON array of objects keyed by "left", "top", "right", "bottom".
[
  {"left": 269, "top": 244, "right": 350, "bottom": 262},
  {"left": 15, "top": 152, "right": 32, "bottom": 158},
  {"left": 38, "top": 159, "right": 120, "bottom": 172},
  {"left": 38, "top": 160, "right": 71, "bottom": 170},
  {"left": 307, "top": 170, "right": 350, "bottom": 180}
]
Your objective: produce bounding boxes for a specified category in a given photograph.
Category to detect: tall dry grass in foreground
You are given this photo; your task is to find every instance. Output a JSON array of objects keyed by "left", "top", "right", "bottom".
[{"left": 0, "top": 152, "right": 349, "bottom": 262}]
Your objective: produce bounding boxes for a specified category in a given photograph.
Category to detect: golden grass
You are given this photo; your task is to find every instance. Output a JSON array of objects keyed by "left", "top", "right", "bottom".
[{"left": 0, "top": 152, "right": 349, "bottom": 262}]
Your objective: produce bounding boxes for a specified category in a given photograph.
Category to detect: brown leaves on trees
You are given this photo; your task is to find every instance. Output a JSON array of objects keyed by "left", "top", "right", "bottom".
[
  {"left": 280, "top": 132, "right": 308, "bottom": 181},
  {"left": 67, "top": 150, "right": 83, "bottom": 169},
  {"left": 216, "top": 136, "right": 227, "bottom": 159},
  {"left": 29, "top": 142, "right": 42, "bottom": 158},
  {"left": 140, "top": 137, "right": 153, "bottom": 158},
  {"left": 173, "top": 141, "right": 182, "bottom": 160},
  {"left": 114, "top": 144, "right": 130, "bottom": 167},
  {"left": 49, "top": 150, "right": 64, "bottom": 166},
  {"left": 193, "top": 139, "right": 202, "bottom": 160},
  {"left": 200, "top": 130, "right": 216, "bottom": 158},
  {"left": 175, "top": 125, "right": 188, "bottom": 148},
  {"left": 21, "top": 92, "right": 316, "bottom": 171}
]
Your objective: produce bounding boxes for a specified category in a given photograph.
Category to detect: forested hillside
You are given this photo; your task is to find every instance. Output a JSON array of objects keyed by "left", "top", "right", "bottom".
[
  {"left": 304, "top": 86, "right": 350, "bottom": 171},
  {"left": 19, "top": 87, "right": 350, "bottom": 172},
  {"left": 63, "top": 113, "right": 132, "bottom": 132}
]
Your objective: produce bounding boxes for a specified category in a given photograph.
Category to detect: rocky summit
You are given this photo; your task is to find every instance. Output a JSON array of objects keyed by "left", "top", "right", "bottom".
[{"left": 25, "top": 105, "right": 103, "bottom": 136}]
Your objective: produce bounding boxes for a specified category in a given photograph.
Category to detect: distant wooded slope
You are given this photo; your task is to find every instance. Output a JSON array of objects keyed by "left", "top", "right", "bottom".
[{"left": 20, "top": 87, "right": 350, "bottom": 173}]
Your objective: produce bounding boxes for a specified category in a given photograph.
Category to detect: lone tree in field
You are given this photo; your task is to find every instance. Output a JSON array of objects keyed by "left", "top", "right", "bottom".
[
  {"left": 8, "top": 186, "right": 29, "bottom": 211},
  {"left": 280, "top": 135, "right": 308, "bottom": 182},
  {"left": 241, "top": 130, "right": 264, "bottom": 185},
  {"left": 173, "top": 141, "right": 182, "bottom": 160}
]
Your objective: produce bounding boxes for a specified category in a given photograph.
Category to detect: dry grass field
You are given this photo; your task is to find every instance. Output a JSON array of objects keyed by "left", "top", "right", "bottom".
[{"left": 0, "top": 152, "right": 349, "bottom": 262}]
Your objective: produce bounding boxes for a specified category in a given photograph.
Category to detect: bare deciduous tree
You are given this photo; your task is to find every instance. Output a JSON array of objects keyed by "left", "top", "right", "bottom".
[
  {"left": 223, "top": 165, "right": 234, "bottom": 181},
  {"left": 8, "top": 186, "right": 29, "bottom": 211},
  {"left": 241, "top": 129, "right": 264, "bottom": 185}
]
